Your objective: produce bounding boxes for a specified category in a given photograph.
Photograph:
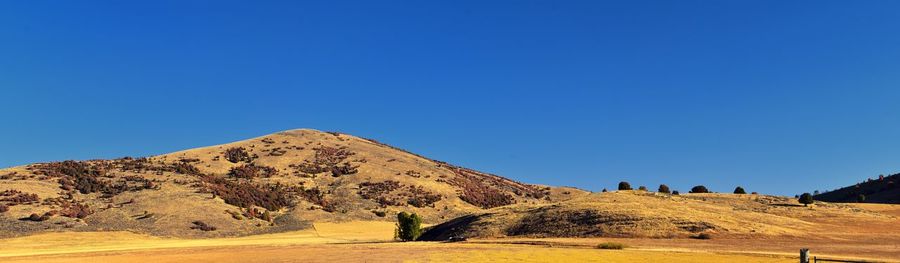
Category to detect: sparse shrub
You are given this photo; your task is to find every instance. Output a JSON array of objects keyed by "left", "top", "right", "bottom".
[
  {"left": 28, "top": 213, "right": 45, "bottom": 221},
  {"left": 223, "top": 147, "right": 252, "bottom": 163},
  {"left": 596, "top": 242, "right": 625, "bottom": 249},
  {"left": 396, "top": 212, "right": 423, "bottom": 241},
  {"left": 798, "top": 193, "right": 814, "bottom": 206},
  {"left": 857, "top": 194, "right": 866, "bottom": 203},
  {"left": 751, "top": 192, "right": 758, "bottom": 195},
  {"left": 692, "top": 233, "right": 712, "bottom": 239},
  {"left": 191, "top": 221, "right": 217, "bottom": 231},
  {"left": 672, "top": 190, "right": 680, "bottom": 195},
  {"left": 0, "top": 204, "right": 7, "bottom": 213},
  {"left": 733, "top": 186, "right": 746, "bottom": 194},
  {"left": 227, "top": 210, "right": 244, "bottom": 220},
  {"left": 373, "top": 210, "right": 387, "bottom": 217},
  {"left": 601, "top": 188, "right": 608, "bottom": 193},
  {"left": 689, "top": 185, "right": 709, "bottom": 193},
  {"left": 658, "top": 184, "right": 670, "bottom": 194},
  {"left": 637, "top": 186, "right": 647, "bottom": 191},
  {"left": 618, "top": 181, "right": 632, "bottom": 191}
]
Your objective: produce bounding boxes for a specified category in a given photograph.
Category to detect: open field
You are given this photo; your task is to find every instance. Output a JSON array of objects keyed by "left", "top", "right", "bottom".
[{"left": 2, "top": 210, "right": 897, "bottom": 263}]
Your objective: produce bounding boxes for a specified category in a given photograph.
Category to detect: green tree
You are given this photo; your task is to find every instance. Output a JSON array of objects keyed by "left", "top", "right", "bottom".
[
  {"left": 657, "top": 184, "right": 671, "bottom": 194},
  {"left": 396, "top": 212, "right": 423, "bottom": 241},
  {"left": 618, "top": 181, "right": 632, "bottom": 191},
  {"left": 798, "top": 193, "right": 814, "bottom": 206},
  {"left": 733, "top": 186, "right": 746, "bottom": 194},
  {"left": 690, "top": 185, "right": 709, "bottom": 193},
  {"left": 857, "top": 194, "right": 866, "bottom": 203}
]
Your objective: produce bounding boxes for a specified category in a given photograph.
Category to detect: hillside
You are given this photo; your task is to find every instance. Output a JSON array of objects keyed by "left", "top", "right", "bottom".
[
  {"left": 814, "top": 173, "right": 899, "bottom": 204},
  {"left": 0, "top": 129, "right": 581, "bottom": 238},
  {"left": 419, "top": 191, "right": 898, "bottom": 240}
]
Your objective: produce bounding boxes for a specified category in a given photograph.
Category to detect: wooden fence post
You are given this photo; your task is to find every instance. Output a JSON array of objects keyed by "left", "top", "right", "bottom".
[{"left": 800, "top": 248, "right": 810, "bottom": 263}]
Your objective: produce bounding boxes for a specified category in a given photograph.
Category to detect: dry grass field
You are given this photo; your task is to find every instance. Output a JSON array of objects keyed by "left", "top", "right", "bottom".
[
  {"left": 0, "top": 221, "right": 797, "bottom": 263},
  {"left": 1, "top": 206, "right": 897, "bottom": 263}
]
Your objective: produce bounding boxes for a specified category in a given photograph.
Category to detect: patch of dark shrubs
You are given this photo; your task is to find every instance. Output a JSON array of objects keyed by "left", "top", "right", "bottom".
[
  {"left": 0, "top": 190, "right": 39, "bottom": 205},
  {"left": 60, "top": 201, "right": 93, "bottom": 218},
  {"left": 292, "top": 147, "right": 358, "bottom": 177},
  {"left": 404, "top": 186, "right": 442, "bottom": 208},
  {"left": 228, "top": 164, "right": 278, "bottom": 179},
  {"left": 243, "top": 207, "right": 274, "bottom": 222},
  {"left": 448, "top": 172, "right": 515, "bottom": 209},
  {"left": 0, "top": 204, "right": 8, "bottom": 213},
  {"left": 223, "top": 147, "right": 253, "bottom": 163},
  {"left": 198, "top": 174, "right": 291, "bottom": 211},
  {"left": 171, "top": 162, "right": 202, "bottom": 175},
  {"left": 618, "top": 181, "right": 632, "bottom": 191},
  {"left": 191, "top": 221, "right": 217, "bottom": 231},
  {"left": 733, "top": 186, "right": 746, "bottom": 194},
  {"left": 297, "top": 186, "right": 331, "bottom": 209},
  {"left": 358, "top": 181, "right": 402, "bottom": 204}
]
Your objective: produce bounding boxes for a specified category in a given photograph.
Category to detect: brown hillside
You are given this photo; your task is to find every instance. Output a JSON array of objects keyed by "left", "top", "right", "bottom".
[
  {"left": 0, "top": 129, "right": 578, "bottom": 238},
  {"left": 419, "top": 191, "right": 898, "bottom": 240},
  {"left": 814, "top": 173, "right": 899, "bottom": 204}
]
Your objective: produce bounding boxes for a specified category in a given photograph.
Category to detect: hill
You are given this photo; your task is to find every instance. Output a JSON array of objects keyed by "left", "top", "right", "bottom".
[
  {"left": 814, "top": 173, "right": 899, "bottom": 204},
  {"left": 419, "top": 191, "right": 898, "bottom": 240},
  {"left": 0, "top": 129, "right": 582, "bottom": 238}
]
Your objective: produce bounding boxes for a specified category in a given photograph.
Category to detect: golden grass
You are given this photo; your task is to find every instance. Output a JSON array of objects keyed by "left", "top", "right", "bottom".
[
  {"left": 0, "top": 220, "right": 891, "bottom": 262},
  {"left": 0, "top": 221, "right": 395, "bottom": 258}
]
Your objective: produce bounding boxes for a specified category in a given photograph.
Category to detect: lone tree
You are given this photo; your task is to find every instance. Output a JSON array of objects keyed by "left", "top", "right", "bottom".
[
  {"left": 798, "top": 193, "right": 814, "bottom": 206},
  {"left": 733, "top": 186, "right": 746, "bottom": 194},
  {"left": 857, "top": 194, "right": 866, "bottom": 203},
  {"left": 396, "top": 212, "right": 423, "bottom": 241},
  {"left": 638, "top": 186, "right": 648, "bottom": 191},
  {"left": 672, "top": 190, "right": 680, "bottom": 195},
  {"left": 689, "top": 185, "right": 710, "bottom": 193},
  {"left": 658, "top": 184, "right": 671, "bottom": 194},
  {"left": 618, "top": 181, "right": 632, "bottom": 191},
  {"left": 601, "top": 188, "right": 608, "bottom": 193}
]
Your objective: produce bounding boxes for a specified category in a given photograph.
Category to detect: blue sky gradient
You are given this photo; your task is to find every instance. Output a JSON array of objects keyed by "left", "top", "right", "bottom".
[{"left": 2, "top": 1, "right": 899, "bottom": 195}]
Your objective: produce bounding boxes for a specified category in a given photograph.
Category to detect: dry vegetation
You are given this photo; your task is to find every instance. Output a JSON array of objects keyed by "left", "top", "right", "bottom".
[
  {"left": 0, "top": 129, "right": 556, "bottom": 238},
  {"left": 0, "top": 128, "right": 897, "bottom": 262}
]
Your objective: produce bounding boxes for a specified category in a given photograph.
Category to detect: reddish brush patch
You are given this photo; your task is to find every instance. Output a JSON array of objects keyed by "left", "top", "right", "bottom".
[
  {"left": 0, "top": 190, "right": 39, "bottom": 205},
  {"left": 198, "top": 174, "right": 291, "bottom": 211},
  {"left": 60, "top": 201, "right": 93, "bottom": 218},
  {"left": 228, "top": 164, "right": 278, "bottom": 179}
]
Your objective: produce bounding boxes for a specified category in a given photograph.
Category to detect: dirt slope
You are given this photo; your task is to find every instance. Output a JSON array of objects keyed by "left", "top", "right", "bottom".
[{"left": 0, "top": 129, "right": 576, "bottom": 238}]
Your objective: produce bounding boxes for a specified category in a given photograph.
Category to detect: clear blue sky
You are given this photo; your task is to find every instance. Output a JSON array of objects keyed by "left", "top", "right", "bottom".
[{"left": 2, "top": 1, "right": 899, "bottom": 196}]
